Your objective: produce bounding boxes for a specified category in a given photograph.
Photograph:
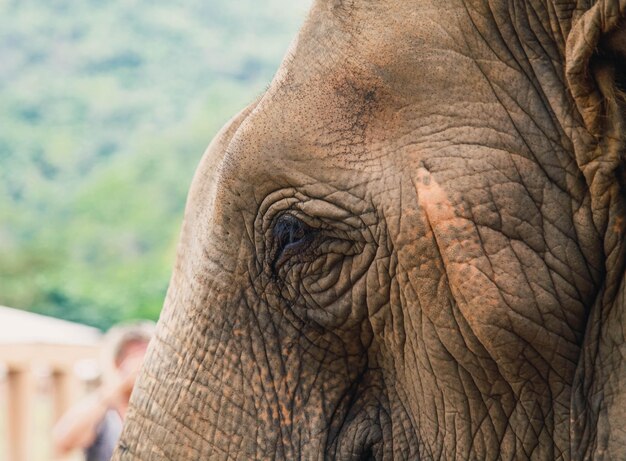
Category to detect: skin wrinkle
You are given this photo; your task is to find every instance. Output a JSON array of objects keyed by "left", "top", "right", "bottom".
[
  {"left": 412, "top": 164, "right": 568, "bottom": 454},
  {"left": 471, "top": 53, "right": 572, "bottom": 199},
  {"left": 463, "top": 3, "right": 535, "bottom": 82},
  {"left": 465, "top": 1, "right": 583, "bottom": 185}
]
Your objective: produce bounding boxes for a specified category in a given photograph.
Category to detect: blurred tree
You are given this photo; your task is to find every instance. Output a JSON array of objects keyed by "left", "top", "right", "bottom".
[{"left": 0, "top": 0, "right": 311, "bottom": 330}]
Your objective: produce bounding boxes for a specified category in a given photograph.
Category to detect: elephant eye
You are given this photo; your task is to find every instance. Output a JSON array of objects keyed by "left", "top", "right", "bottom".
[{"left": 271, "top": 214, "right": 315, "bottom": 270}]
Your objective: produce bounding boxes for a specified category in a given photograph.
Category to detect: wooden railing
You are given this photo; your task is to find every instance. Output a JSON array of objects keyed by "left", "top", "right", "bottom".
[{"left": 1, "top": 344, "right": 100, "bottom": 461}]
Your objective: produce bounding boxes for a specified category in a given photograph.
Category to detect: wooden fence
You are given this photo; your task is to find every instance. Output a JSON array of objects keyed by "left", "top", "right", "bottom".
[{"left": 0, "top": 307, "right": 101, "bottom": 461}]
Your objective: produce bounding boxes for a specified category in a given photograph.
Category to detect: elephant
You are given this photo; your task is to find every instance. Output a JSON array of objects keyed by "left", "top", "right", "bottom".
[{"left": 114, "top": 0, "right": 626, "bottom": 459}]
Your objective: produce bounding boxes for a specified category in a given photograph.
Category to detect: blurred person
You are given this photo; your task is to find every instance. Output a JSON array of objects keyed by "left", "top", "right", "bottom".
[{"left": 52, "top": 321, "right": 155, "bottom": 461}]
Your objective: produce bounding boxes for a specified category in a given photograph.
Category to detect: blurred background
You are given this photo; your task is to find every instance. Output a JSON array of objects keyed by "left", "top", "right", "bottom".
[{"left": 0, "top": 0, "right": 311, "bottom": 459}]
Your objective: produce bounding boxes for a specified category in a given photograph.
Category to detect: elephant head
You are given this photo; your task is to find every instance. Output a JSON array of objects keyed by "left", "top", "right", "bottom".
[{"left": 114, "top": 0, "right": 626, "bottom": 459}]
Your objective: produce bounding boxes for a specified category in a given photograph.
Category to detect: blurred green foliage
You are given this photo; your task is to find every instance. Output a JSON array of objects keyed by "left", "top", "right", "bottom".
[{"left": 0, "top": 0, "right": 310, "bottom": 329}]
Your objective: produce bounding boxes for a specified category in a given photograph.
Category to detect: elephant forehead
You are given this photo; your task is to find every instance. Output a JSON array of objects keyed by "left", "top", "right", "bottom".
[
  {"left": 209, "top": 68, "right": 512, "bottom": 207},
  {"left": 207, "top": 0, "right": 508, "bottom": 173}
]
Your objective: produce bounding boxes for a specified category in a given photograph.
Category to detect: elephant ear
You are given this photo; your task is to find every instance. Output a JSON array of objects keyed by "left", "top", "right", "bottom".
[
  {"left": 567, "top": 0, "right": 626, "bottom": 141},
  {"left": 566, "top": 0, "right": 626, "bottom": 242},
  {"left": 566, "top": 1, "right": 626, "bottom": 459}
]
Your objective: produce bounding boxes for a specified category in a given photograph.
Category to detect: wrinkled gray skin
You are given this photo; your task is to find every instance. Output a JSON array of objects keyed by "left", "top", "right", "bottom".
[{"left": 115, "top": 0, "right": 626, "bottom": 459}]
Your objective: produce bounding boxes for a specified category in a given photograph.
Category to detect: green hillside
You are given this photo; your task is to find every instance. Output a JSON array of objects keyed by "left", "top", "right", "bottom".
[{"left": 0, "top": 0, "right": 311, "bottom": 329}]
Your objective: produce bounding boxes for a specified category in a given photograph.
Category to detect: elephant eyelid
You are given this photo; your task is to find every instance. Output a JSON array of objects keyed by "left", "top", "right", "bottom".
[{"left": 271, "top": 214, "right": 316, "bottom": 271}]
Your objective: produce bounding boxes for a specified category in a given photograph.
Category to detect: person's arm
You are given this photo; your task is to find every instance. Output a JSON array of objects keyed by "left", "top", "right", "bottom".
[{"left": 51, "top": 373, "right": 134, "bottom": 455}]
